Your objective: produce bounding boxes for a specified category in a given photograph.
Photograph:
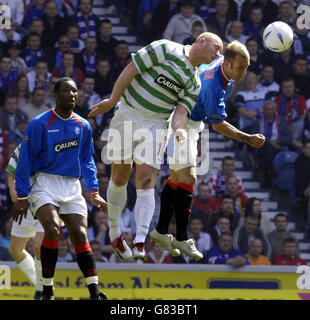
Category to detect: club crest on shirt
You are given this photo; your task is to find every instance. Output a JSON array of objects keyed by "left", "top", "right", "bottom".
[{"left": 74, "top": 126, "right": 80, "bottom": 135}]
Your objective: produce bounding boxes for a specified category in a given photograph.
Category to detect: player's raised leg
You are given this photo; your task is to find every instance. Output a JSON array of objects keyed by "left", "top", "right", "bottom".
[
  {"left": 61, "top": 213, "right": 107, "bottom": 300},
  {"left": 36, "top": 204, "right": 61, "bottom": 300},
  {"left": 107, "top": 162, "right": 133, "bottom": 260}
]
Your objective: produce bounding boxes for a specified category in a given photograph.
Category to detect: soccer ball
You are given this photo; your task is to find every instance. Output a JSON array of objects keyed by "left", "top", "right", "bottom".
[{"left": 263, "top": 21, "right": 294, "bottom": 52}]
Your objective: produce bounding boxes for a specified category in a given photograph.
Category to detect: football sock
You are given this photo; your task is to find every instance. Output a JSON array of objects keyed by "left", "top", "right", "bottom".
[
  {"left": 175, "top": 183, "right": 194, "bottom": 241},
  {"left": 17, "top": 251, "right": 36, "bottom": 286},
  {"left": 41, "top": 238, "right": 58, "bottom": 297},
  {"left": 34, "top": 257, "right": 43, "bottom": 291},
  {"left": 156, "top": 178, "right": 177, "bottom": 235},
  {"left": 107, "top": 180, "right": 127, "bottom": 241},
  {"left": 75, "top": 242, "right": 99, "bottom": 300},
  {"left": 134, "top": 188, "right": 155, "bottom": 244}
]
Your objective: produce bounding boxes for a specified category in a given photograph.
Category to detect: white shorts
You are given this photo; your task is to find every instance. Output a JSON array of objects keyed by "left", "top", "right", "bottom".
[
  {"left": 168, "top": 119, "right": 204, "bottom": 172},
  {"left": 105, "top": 102, "right": 171, "bottom": 170},
  {"left": 28, "top": 172, "right": 88, "bottom": 217},
  {"left": 11, "top": 209, "right": 44, "bottom": 238}
]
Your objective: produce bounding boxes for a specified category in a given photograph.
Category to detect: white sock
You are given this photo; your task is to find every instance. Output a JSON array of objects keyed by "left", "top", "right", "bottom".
[
  {"left": 134, "top": 189, "right": 155, "bottom": 244},
  {"left": 34, "top": 257, "right": 43, "bottom": 291},
  {"left": 17, "top": 251, "right": 36, "bottom": 286},
  {"left": 107, "top": 179, "right": 127, "bottom": 241}
]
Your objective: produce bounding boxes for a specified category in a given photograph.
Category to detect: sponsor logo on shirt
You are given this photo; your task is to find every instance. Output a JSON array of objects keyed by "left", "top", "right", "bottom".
[
  {"left": 154, "top": 74, "right": 182, "bottom": 95},
  {"left": 54, "top": 138, "right": 78, "bottom": 153}
]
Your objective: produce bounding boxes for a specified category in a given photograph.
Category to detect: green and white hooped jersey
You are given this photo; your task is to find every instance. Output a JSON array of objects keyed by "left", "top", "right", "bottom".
[
  {"left": 123, "top": 39, "right": 201, "bottom": 118},
  {"left": 6, "top": 144, "right": 21, "bottom": 176}
]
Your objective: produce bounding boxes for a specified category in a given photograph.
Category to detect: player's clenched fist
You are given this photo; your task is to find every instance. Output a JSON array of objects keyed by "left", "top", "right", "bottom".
[{"left": 248, "top": 134, "right": 266, "bottom": 148}]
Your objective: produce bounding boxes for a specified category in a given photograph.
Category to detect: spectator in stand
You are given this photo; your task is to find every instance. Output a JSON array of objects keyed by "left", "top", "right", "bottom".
[
  {"left": 183, "top": 21, "right": 204, "bottom": 45},
  {"left": 51, "top": 35, "right": 72, "bottom": 70},
  {"left": 294, "top": 140, "right": 310, "bottom": 234},
  {"left": 245, "top": 238, "right": 271, "bottom": 265},
  {"left": 7, "top": 114, "right": 29, "bottom": 145},
  {"left": 26, "top": 59, "right": 51, "bottom": 93},
  {"left": 236, "top": 71, "right": 266, "bottom": 131},
  {"left": 81, "top": 75, "right": 101, "bottom": 108},
  {"left": 23, "top": 0, "right": 46, "bottom": 28},
  {"left": 219, "top": 176, "right": 248, "bottom": 219},
  {"left": 22, "top": 32, "right": 45, "bottom": 71},
  {"left": 205, "top": 232, "right": 249, "bottom": 266},
  {"left": 0, "top": 19, "right": 22, "bottom": 52},
  {"left": 0, "top": 56, "right": 19, "bottom": 94},
  {"left": 188, "top": 215, "right": 212, "bottom": 257},
  {"left": 209, "top": 216, "right": 231, "bottom": 246},
  {"left": 90, "top": 240, "right": 109, "bottom": 263},
  {"left": 257, "top": 65, "right": 280, "bottom": 101},
  {"left": 290, "top": 56, "right": 310, "bottom": 100},
  {"left": 267, "top": 213, "right": 300, "bottom": 259},
  {"left": 192, "top": 181, "right": 219, "bottom": 218},
  {"left": 243, "top": 5, "right": 264, "bottom": 40},
  {"left": 23, "top": 87, "right": 50, "bottom": 120},
  {"left": 66, "top": 22, "right": 85, "bottom": 54},
  {"left": 240, "top": 0, "right": 278, "bottom": 24},
  {"left": 96, "top": 19, "right": 118, "bottom": 59},
  {"left": 94, "top": 58, "right": 116, "bottom": 98},
  {"left": 163, "top": 0, "right": 207, "bottom": 44},
  {"left": 41, "top": 0, "right": 67, "bottom": 51},
  {"left": 195, "top": 0, "right": 216, "bottom": 20},
  {"left": 52, "top": 51, "right": 84, "bottom": 86},
  {"left": 72, "top": 0, "right": 100, "bottom": 41},
  {"left": 245, "top": 37, "right": 264, "bottom": 75},
  {"left": 273, "top": 46, "right": 294, "bottom": 84},
  {"left": 241, "top": 197, "right": 274, "bottom": 234},
  {"left": 150, "top": 0, "right": 179, "bottom": 41},
  {"left": 74, "top": 88, "right": 90, "bottom": 118},
  {"left": 225, "top": 20, "right": 249, "bottom": 45},
  {"left": 0, "top": 217, "right": 13, "bottom": 251},
  {"left": 57, "top": 236, "right": 75, "bottom": 262},
  {"left": 45, "top": 75, "right": 59, "bottom": 108},
  {"left": 76, "top": 36, "right": 99, "bottom": 76},
  {"left": 87, "top": 209, "right": 112, "bottom": 255},
  {"left": 0, "top": 128, "right": 8, "bottom": 171},
  {"left": 275, "top": 77, "right": 307, "bottom": 150},
  {"left": 136, "top": 0, "right": 161, "bottom": 45},
  {"left": 272, "top": 237, "right": 307, "bottom": 265},
  {"left": 205, "top": 0, "right": 233, "bottom": 40},
  {"left": 29, "top": 18, "right": 45, "bottom": 40},
  {"left": 8, "top": 44, "right": 27, "bottom": 76},
  {"left": 208, "top": 195, "right": 239, "bottom": 232},
  {"left": 109, "top": 40, "right": 131, "bottom": 79},
  {"left": 145, "top": 242, "right": 173, "bottom": 264},
  {"left": 233, "top": 215, "right": 271, "bottom": 258},
  {"left": 207, "top": 156, "right": 244, "bottom": 197},
  {"left": 277, "top": 1, "right": 294, "bottom": 27},
  {"left": 0, "top": 94, "right": 28, "bottom": 134},
  {"left": 256, "top": 101, "right": 282, "bottom": 188},
  {"left": 55, "top": 0, "right": 78, "bottom": 18}
]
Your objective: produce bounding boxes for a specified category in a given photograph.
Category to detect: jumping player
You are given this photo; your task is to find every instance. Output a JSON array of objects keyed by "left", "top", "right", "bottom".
[
  {"left": 89, "top": 33, "right": 223, "bottom": 261},
  {"left": 150, "top": 41, "right": 265, "bottom": 260},
  {"left": 14, "top": 77, "right": 108, "bottom": 300}
]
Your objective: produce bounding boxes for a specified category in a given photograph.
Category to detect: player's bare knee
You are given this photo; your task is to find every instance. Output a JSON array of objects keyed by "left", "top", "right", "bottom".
[{"left": 45, "top": 224, "right": 61, "bottom": 240}]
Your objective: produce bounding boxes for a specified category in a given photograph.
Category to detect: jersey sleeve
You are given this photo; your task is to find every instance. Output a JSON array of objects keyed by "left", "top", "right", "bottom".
[
  {"left": 15, "top": 119, "right": 43, "bottom": 197},
  {"left": 131, "top": 40, "right": 168, "bottom": 74},
  {"left": 5, "top": 145, "right": 21, "bottom": 176},
  {"left": 80, "top": 122, "right": 99, "bottom": 193},
  {"left": 203, "top": 86, "right": 227, "bottom": 124}
]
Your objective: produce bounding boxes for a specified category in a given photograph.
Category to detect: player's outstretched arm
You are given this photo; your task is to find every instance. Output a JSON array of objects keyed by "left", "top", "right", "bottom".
[
  {"left": 212, "top": 120, "right": 265, "bottom": 148},
  {"left": 88, "top": 62, "right": 139, "bottom": 117}
]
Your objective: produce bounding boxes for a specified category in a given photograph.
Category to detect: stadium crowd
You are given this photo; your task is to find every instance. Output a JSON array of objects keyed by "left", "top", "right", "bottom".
[{"left": 0, "top": 0, "right": 309, "bottom": 266}]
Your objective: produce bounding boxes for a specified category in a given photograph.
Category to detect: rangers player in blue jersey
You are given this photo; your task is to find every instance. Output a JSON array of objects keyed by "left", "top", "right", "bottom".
[
  {"left": 150, "top": 41, "right": 266, "bottom": 260},
  {"left": 14, "top": 77, "right": 107, "bottom": 300}
]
